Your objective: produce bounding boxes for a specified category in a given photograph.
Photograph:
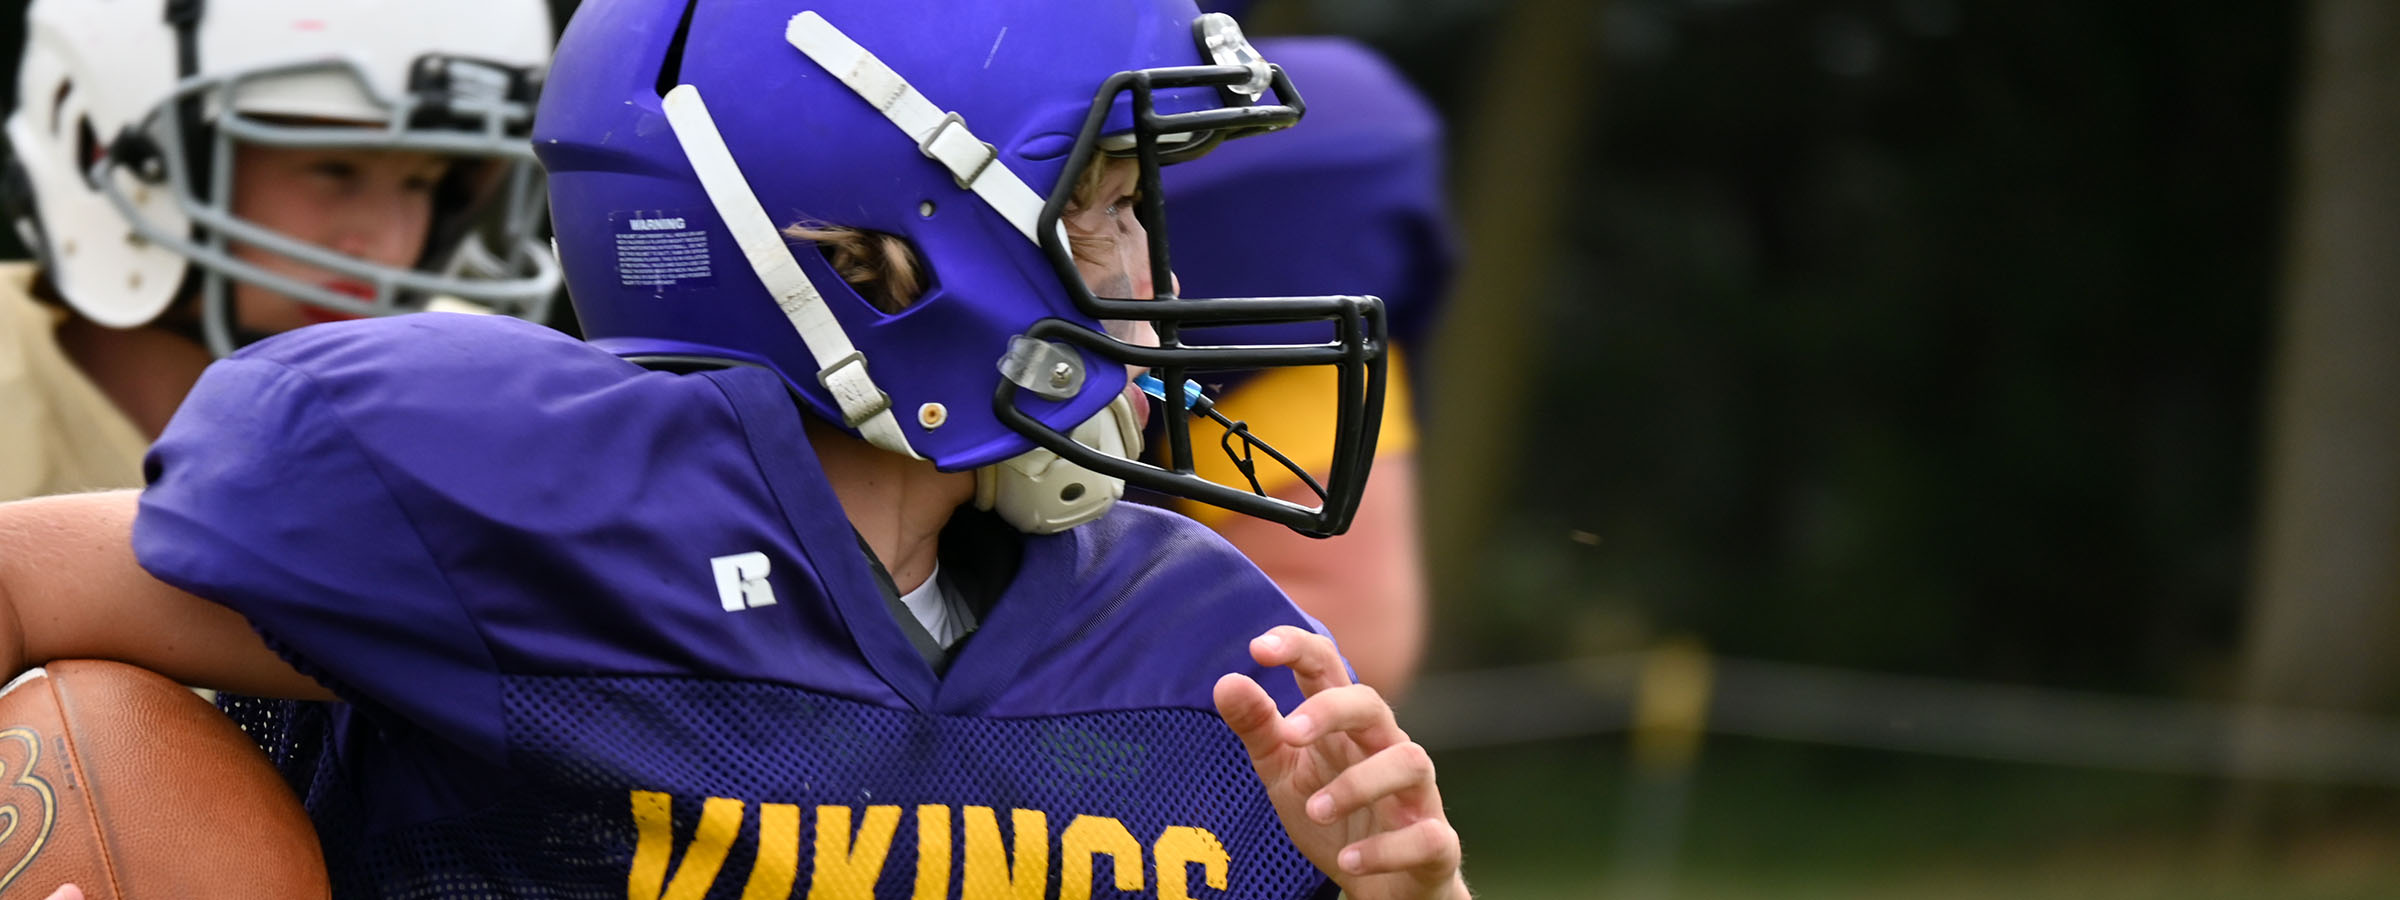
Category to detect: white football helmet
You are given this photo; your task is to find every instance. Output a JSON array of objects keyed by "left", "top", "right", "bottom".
[{"left": 3, "top": 0, "right": 559, "bottom": 354}]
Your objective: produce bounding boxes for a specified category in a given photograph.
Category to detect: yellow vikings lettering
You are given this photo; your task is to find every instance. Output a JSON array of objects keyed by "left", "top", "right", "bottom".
[
  {"left": 1155, "top": 826, "right": 1231, "bottom": 900},
  {"left": 631, "top": 792, "right": 746, "bottom": 900},
  {"left": 811, "top": 805, "right": 902, "bottom": 899},
  {"left": 961, "top": 806, "right": 1045, "bottom": 900},
  {"left": 627, "top": 791, "right": 1237, "bottom": 899},
  {"left": 0, "top": 728, "right": 58, "bottom": 895},
  {"left": 741, "top": 803, "right": 800, "bottom": 900},
  {"left": 1059, "top": 815, "right": 1143, "bottom": 900}
]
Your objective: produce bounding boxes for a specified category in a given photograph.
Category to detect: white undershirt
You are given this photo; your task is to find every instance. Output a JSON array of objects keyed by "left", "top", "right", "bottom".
[{"left": 897, "top": 563, "right": 974, "bottom": 649}]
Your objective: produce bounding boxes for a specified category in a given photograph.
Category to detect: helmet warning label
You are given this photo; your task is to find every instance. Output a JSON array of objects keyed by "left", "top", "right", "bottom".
[{"left": 611, "top": 210, "right": 715, "bottom": 288}]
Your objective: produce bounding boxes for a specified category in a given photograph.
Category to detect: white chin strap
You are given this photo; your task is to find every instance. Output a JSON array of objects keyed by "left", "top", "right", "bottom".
[
  {"left": 785, "top": 11, "right": 1061, "bottom": 246},
  {"left": 660, "top": 13, "right": 1145, "bottom": 532}
]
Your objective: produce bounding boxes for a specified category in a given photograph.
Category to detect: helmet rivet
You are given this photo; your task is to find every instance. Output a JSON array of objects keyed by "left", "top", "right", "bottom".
[
  {"left": 1049, "top": 361, "right": 1074, "bottom": 388},
  {"left": 127, "top": 271, "right": 141, "bottom": 290},
  {"left": 60, "top": 238, "right": 76, "bottom": 257},
  {"left": 918, "top": 200, "right": 935, "bottom": 218},
  {"left": 917, "top": 402, "right": 947, "bottom": 429}
]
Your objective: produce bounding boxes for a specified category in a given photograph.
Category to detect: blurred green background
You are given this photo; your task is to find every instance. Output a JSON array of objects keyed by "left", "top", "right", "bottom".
[{"left": 1274, "top": 0, "right": 2400, "bottom": 896}]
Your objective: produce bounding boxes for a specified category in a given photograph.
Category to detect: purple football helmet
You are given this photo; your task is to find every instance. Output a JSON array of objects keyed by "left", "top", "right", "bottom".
[{"left": 537, "top": 0, "right": 1386, "bottom": 536}]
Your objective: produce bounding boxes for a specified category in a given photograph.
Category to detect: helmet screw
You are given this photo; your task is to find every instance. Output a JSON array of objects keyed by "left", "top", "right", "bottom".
[
  {"left": 1049, "top": 361, "right": 1074, "bottom": 388},
  {"left": 127, "top": 271, "right": 141, "bottom": 290},
  {"left": 917, "top": 402, "right": 947, "bottom": 429}
]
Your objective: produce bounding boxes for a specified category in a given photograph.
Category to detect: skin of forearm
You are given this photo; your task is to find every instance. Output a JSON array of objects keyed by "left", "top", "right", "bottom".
[
  {"left": 0, "top": 491, "right": 138, "bottom": 677},
  {"left": 0, "top": 491, "right": 332, "bottom": 700}
]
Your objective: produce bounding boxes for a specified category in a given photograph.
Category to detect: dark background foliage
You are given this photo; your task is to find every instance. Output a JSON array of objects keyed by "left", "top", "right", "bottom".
[{"left": 1356, "top": 0, "right": 2297, "bottom": 696}]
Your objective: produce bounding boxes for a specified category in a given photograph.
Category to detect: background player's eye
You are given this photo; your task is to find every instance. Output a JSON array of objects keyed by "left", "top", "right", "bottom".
[{"left": 306, "top": 160, "right": 362, "bottom": 183}]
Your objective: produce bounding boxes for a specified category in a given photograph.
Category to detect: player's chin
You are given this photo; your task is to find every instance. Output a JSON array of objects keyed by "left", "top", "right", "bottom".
[{"left": 1125, "top": 381, "right": 1152, "bottom": 424}]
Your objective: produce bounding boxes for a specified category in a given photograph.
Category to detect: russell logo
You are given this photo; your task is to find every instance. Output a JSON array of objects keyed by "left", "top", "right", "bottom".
[{"left": 712, "top": 552, "right": 779, "bottom": 611}]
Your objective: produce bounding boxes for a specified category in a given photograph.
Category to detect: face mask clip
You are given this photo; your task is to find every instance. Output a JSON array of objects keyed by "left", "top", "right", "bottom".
[{"left": 998, "top": 336, "right": 1087, "bottom": 401}]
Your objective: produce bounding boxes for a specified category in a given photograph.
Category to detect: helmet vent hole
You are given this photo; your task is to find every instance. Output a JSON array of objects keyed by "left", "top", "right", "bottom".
[
  {"left": 918, "top": 200, "right": 935, "bottom": 218},
  {"left": 1060, "top": 483, "right": 1087, "bottom": 503},
  {"left": 48, "top": 80, "right": 71, "bottom": 134},
  {"left": 652, "top": 0, "right": 704, "bottom": 99}
]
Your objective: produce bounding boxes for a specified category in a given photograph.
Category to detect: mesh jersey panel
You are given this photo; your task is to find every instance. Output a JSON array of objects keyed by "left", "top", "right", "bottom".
[{"left": 225, "top": 679, "right": 1334, "bottom": 900}]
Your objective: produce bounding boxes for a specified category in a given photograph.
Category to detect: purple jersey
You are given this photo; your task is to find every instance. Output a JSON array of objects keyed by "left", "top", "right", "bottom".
[{"left": 133, "top": 314, "right": 1336, "bottom": 899}]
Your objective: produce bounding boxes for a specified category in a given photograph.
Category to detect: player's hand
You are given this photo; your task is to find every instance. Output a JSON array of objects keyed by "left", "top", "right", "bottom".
[
  {"left": 1214, "top": 625, "right": 1469, "bottom": 900},
  {"left": 45, "top": 886, "right": 83, "bottom": 900}
]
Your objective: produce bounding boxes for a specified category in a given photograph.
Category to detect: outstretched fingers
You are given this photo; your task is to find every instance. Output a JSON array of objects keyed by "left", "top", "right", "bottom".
[
  {"left": 1229, "top": 626, "right": 1469, "bottom": 898},
  {"left": 1337, "top": 817, "right": 1464, "bottom": 884},
  {"left": 1306, "top": 739, "right": 1439, "bottom": 825},
  {"left": 1250, "top": 625, "right": 1353, "bottom": 696},
  {"left": 1282, "top": 682, "right": 1408, "bottom": 753}
]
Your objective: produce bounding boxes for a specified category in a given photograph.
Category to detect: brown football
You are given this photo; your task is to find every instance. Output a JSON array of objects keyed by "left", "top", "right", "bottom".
[{"left": 0, "top": 660, "right": 327, "bottom": 899}]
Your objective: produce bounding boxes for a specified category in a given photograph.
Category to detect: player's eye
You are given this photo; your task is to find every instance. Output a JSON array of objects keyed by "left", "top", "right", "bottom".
[
  {"left": 1106, "top": 189, "right": 1142, "bottom": 218},
  {"left": 305, "top": 159, "right": 362, "bottom": 184}
]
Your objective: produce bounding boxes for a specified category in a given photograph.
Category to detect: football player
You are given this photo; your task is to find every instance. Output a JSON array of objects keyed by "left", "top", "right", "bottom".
[
  {"left": 0, "top": 1, "right": 1469, "bottom": 898},
  {"left": 1156, "top": 6, "right": 1454, "bottom": 695},
  {"left": 0, "top": 0, "right": 557, "bottom": 501}
]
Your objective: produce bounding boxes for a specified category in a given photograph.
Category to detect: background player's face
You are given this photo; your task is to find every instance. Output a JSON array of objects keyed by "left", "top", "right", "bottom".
[{"left": 225, "top": 143, "right": 450, "bottom": 334}]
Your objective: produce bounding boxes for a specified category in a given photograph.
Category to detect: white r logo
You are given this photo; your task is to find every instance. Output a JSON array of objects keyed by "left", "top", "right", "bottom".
[{"left": 710, "top": 552, "right": 777, "bottom": 611}]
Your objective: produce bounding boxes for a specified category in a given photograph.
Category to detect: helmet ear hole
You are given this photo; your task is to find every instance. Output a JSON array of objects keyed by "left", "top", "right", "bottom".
[
  {"left": 791, "top": 225, "right": 932, "bottom": 315},
  {"left": 73, "top": 117, "right": 100, "bottom": 185}
]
